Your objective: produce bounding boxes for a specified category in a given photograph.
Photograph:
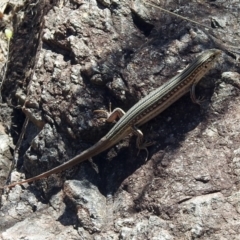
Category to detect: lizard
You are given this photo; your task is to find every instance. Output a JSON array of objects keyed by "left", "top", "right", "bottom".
[{"left": 3, "top": 49, "right": 221, "bottom": 189}]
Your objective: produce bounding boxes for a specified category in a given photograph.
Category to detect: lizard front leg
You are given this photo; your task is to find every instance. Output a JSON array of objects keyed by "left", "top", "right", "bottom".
[{"left": 190, "top": 83, "right": 205, "bottom": 105}]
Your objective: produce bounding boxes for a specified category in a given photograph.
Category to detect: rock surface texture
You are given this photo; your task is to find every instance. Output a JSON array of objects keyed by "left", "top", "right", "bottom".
[{"left": 1, "top": 0, "right": 240, "bottom": 239}]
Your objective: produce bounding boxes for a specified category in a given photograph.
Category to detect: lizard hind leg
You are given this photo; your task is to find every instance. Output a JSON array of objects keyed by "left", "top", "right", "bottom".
[
  {"left": 131, "top": 126, "right": 154, "bottom": 161},
  {"left": 94, "top": 102, "right": 126, "bottom": 123},
  {"left": 93, "top": 102, "right": 112, "bottom": 122}
]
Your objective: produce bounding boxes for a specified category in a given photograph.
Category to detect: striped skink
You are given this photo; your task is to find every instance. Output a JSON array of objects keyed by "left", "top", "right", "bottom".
[{"left": 4, "top": 49, "right": 221, "bottom": 188}]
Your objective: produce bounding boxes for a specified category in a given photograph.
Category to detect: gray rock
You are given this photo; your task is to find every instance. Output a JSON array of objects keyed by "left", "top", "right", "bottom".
[{"left": 1, "top": 0, "right": 240, "bottom": 239}]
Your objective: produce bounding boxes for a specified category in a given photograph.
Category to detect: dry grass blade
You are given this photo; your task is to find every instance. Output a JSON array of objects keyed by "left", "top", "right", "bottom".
[{"left": 144, "top": 0, "right": 211, "bottom": 29}]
